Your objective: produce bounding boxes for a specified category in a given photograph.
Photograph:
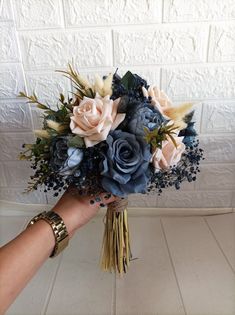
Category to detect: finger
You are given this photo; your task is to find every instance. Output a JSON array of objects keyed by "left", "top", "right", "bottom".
[
  {"left": 88, "top": 192, "right": 117, "bottom": 208},
  {"left": 99, "top": 192, "right": 117, "bottom": 206}
]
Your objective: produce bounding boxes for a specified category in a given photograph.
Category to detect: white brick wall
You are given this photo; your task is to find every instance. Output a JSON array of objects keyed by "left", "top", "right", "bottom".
[
  {"left": 0, "top": 0, "right": 234, "bottom": 208},
  {"left": 163, "top": 0, "right": 235, "bottom": 22},
  {"left": 161, "top": 66, "right": 235, "bottom": 100},
  {"left": 64, "top": 0, "right": 162, "bottom": 26},
  {"left": 20, "top": 29, "right": 113, "bottom": 70},
  {"left": 25, "top": 72, "right": 72, "bottom": 108},
  {"left": 0, "top": 64, "right": 25, "bottom": 98},
  {"left": 209, "top": 23, "right": 235, "bottom": 62},
  {"left": 114, "top": 25, "right": 208, "bottom": 65},
  {"left": 12, "top": 0, "right": 64, "bottom": 29}
]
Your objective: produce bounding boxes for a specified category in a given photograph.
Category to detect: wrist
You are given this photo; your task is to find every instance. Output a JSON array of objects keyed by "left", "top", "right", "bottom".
[
  {"left": 26, "top": 210, "right": 69, "bottom": 257},
  {"left": 52, "top": 207, "right": 78, "bottom": 238},
  {"left": 51, "top": 191, "right": 116, "bottom": 234}
]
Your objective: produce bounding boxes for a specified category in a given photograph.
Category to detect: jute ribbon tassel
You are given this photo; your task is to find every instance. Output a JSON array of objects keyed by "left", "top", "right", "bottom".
[
  {"left": 107, "top": 197, "right": 128, "bottom": 212},
  {"left": 100, "top": 197, "right": 132, "bottom": 274}
]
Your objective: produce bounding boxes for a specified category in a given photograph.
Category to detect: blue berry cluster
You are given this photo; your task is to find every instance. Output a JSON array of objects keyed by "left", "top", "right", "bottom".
[{"left": 148, "top": 140, "right": 204, "bottom": 195}]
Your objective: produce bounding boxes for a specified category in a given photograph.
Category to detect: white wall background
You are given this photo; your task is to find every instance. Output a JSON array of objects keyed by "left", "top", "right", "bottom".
[{"left": 0, "top": 0, "right": 235, "bottom": 208}]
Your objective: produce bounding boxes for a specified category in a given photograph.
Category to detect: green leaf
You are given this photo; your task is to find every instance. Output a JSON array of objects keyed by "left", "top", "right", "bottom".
[
  {"left": 68, "top": 135, "right": 85, "bottom": 148},
  {"left": 143, "top": 126, "right": 150, "bottom": 135},
  {"left": 37, "top": 104, "right": 49, "bottom": 110},
  {"left": 60, "top": 93, "right": 65, "bottom": 103},
  {"left": 168, "top": 134, "right": 178, "bottom": 148},
  {"left": 120, "top": 71, "right": 136, "bottom": 90},
  {"left": 54, "top": 106, "right": 69, "bottom": 121},
  {"left": 18, "top": 91, "right": 50, "bottom": 110},
  {"left": 44, "top": 110, "right": 57, "bottom": 116},
  {"left": 19, "top": 91, "right": 27, "bottom": 97}
]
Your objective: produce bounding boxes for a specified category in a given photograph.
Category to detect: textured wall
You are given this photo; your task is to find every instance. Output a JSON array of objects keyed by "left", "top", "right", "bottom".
[{"left": 0, "top": 0, "right": 234, "bottom": 207}]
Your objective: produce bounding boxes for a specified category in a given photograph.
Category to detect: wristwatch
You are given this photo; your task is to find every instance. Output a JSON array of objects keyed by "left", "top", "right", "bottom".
[{"left": 26, "top": 210, "right": 69, "bottom": 257}]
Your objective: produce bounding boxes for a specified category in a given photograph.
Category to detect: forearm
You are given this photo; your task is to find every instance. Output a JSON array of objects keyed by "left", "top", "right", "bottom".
[
  {"left": 0, "top": 192, "right": 114, "bottom": 314},
  {"left": 0, "top": 219, "right": 56, "bottom": 314},
  {"left": 0, "top": 197, "right": 87, "bottom": 314}
]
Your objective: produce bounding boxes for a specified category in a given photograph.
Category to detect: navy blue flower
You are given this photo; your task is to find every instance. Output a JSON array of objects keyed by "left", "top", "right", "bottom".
[
  {"left": 179, "top": 122, "right": 197, "bottom": 147},
  {"left": 128, "top": 102, "right": 166, "bottom": 136},
  {"left": 118, "top": 99, "right": 166, "bottom": 136},
  {"left": 111, "top": 71, "right": 148, "bottom": 100},
  {"left": 101, "top": 130, "right": 151, "bottom": 197},
  {"left": 50, "top": 136, "right": 83, "bottom": 176}
]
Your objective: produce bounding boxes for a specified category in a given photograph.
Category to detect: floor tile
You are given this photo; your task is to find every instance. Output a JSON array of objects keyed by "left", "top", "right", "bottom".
[
  {"left": 116, "top": 217, "right": 185, "bottom": 315},
  {"left": 45, "top": 218, "right": 114, "bottom": 315},
  {"left": 1, "top": 216, "right": 62, "bottom": 315},
  {"left": 0, "top": 216, "right": 28, "bottom": 246},
  {"left": 162, "top": 216, "right": 235, "bottom": 315},
  {"left": 2, "top": 213, "right": 235, "bottom": 315},
  {"left": 205, "top": 213, "right": 235, "bottom": 273}
]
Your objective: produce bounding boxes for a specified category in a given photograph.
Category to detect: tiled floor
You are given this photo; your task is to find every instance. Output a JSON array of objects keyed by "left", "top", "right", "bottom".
[{"left": 0, "top": 212, "right": 235, "bottom": 315}]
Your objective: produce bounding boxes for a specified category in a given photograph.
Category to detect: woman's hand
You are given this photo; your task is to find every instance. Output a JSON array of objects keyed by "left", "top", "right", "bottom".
[{"left": 51, "top": 188, "right": 116, "bottom": 238}]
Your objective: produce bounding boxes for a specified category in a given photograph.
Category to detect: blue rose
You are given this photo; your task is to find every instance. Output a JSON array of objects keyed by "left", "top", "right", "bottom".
[
  {"left": 50, "top": 136, "right": 83, "bottom": 176},
  {"left": 128, "top": 102, "right": 166, "bottom": 136},
  {"left": 101, "top": 130, "right": 151, "bottom": 197}
]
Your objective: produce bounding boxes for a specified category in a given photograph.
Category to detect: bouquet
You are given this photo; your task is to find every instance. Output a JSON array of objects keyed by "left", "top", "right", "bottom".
[{"left": 19, "top": 65, "right": 204, "bottom": 274}]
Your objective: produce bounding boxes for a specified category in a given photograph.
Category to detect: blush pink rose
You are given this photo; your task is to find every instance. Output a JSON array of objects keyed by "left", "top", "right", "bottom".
[
  {"left": 142, "top": 86, "right": 172, "bottom": 116},
  {"left": 151, "top": 136, "right": 185, "bottom": 171},
  {"left": 70, "top": 93, "right": 125, "bottom": 148}
]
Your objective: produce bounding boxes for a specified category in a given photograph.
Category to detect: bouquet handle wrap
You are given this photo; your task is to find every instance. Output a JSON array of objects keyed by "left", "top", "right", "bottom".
[{"left": 100, "top": 197, "right": 132, "bottom": 274}]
